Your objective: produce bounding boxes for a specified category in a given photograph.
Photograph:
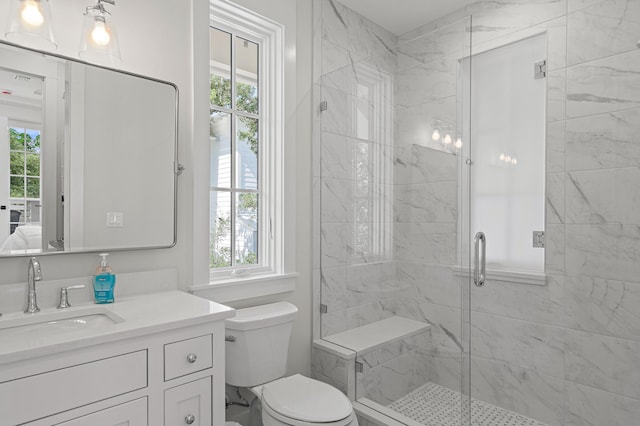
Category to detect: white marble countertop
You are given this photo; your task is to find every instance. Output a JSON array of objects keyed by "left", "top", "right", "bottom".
[{"left": 0, "top": 290, "right": 235, "bottom": 365}]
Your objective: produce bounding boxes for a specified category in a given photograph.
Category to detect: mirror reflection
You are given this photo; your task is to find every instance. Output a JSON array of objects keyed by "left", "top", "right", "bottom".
[{"left": 0, "top": 42, "right": 178, "bottom": 256}]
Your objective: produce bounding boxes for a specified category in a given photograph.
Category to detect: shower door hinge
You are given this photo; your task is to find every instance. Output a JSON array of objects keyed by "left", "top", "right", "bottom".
[
  {"left": 320, "top": 101, "right": 328, "bottom": 112},
  {"left": 355, "top": 361, "right": 363, "bottom": 373},
  {"left": 174, "top": 162, "right": 185, "bottom": 176},
  {"left": 534, "top": 60, "right": 547, "bottom": 79},
  {"left": 320, "top": 304, "right": 328, "bottom": 314}
]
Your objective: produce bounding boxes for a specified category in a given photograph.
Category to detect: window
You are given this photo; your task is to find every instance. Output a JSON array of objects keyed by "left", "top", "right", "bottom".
[
  {"left": 350, "top": 63, "right": 393, "bottom": 263},
  {"left": 8, "top": 124, "right": 41, "bottom": 234},
  {"left": 207, "top": 1, "right": 285, "bottom": 281},
  {"left": 210, "top": 27, "right": 260, "bottom": 270}
]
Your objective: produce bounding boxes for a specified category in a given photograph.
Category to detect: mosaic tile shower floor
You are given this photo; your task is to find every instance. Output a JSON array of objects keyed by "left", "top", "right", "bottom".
[{"left": 387, "top": 382, "right": 549, "bottom": 426}]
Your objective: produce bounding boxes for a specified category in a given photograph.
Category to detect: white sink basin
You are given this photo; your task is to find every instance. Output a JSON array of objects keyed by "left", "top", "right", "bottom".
[{"left": 0, "top": 307, "right": 124, "bottom": 340}]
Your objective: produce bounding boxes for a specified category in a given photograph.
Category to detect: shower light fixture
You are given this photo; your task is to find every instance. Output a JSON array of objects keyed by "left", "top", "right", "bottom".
[
  {"left": 499, "top": 152, "right": 518, "bottom": 166},
  {"left": 5, "top": 0, "right": 57, "bottom": 50},
  {"left": 79, "top": 0, "right": 121, "bottom": 65}
]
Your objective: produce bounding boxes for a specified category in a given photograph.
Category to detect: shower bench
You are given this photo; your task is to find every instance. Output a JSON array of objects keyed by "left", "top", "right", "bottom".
[{"left": 312, "top": 316, "right": 431, "bottom": 401}]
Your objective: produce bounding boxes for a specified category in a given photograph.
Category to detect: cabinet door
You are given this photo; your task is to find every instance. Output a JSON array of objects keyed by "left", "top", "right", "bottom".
[
  {"left": 55, "top": 397, "right": 147, "bottom": 426},
  {"left": 165, "top": 377, "right": 212, "bottom": 426}
]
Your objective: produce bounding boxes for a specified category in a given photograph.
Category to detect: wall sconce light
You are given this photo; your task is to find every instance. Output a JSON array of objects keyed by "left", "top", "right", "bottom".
[
  {"left": 5, "top": 0, "right": 57, "bottom": 50},
  {"left": 78, "top": 0, "right": 121, "bottom": 65},
  {"left": 431, "top": 120, "right": 462, "bottom": 154}
]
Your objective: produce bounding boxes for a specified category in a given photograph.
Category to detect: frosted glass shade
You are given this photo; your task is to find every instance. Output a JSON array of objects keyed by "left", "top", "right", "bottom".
[
  {"left": 78, "top": 11, "right": 121, "bottom": 65},
  {"left": 5, "top": 0, "right": 56, "bottom": 50}
]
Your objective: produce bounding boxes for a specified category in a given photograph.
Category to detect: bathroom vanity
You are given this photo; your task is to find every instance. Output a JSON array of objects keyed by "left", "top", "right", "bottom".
[{"left": 0, "top": 291, "right": 234, "bottom": 426}]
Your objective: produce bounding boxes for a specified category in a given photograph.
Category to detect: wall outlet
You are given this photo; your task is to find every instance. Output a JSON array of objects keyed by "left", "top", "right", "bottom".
[{"left": 106, "top": 212, "right": 124, "bottom": 227}]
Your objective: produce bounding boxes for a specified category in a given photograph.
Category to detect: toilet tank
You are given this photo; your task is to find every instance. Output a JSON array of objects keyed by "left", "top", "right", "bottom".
[{"left": 225, "top": 302, "right": 298, "bottom": 387}]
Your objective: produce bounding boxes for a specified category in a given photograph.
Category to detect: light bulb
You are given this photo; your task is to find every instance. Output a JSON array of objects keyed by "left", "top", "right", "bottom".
[
  {"left": 443, "top": 134, "right": 452, "bottom": 145},
  {"left": 512, "top": 158, "right": 518, "bottom": 165},
  {"left": 499, "top": 153, "right": 505, "bottom": 161},
  {"left": 431, "top": 129, "right": 441, "bottom": 141},
  {"left": 506, "top": 155, "right": 511, "bottom": 162},
  {"left": 91, "top": 20, "right": 111, "bottom": 46},
  {"left": 21, "top": 0, "right": 44, "bottom": 27},
  {"left": 455, "top": 138, "right": 463, "bottom": 149}
]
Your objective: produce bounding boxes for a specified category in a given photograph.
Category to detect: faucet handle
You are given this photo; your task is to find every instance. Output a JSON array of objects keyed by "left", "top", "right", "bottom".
[{"left": 57, "top": 285, "right": 86, "bottom": 309}]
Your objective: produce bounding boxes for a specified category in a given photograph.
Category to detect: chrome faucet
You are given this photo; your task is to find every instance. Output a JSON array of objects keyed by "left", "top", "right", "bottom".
[{"left": 24, "top": 257, "right": 42, "bottom": 314}]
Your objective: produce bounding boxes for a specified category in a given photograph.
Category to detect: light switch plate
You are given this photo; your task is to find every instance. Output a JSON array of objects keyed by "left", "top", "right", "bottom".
[{"left": 106, "top": 212, "right": 124, "bottom": 227}]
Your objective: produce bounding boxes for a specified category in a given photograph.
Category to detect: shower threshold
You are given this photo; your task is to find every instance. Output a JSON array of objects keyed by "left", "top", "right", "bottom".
[{"left": 362, "top": 382, "right": 550, "bottom": 426}]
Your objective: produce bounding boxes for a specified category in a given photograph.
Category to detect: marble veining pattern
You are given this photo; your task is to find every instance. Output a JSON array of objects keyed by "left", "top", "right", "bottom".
[
  {"left": 470, "top": 0, "right": 567, "bottom": 46},
  {"left": 567, "top": 0, "right": 640, "bottom": 66},
  {"left": 566, "top": 49, "right": 640, "bottom": 119},
  {"left": 565, "top": 108, "right": 640, "bottom": 171},
  {"left": 471, "top": 313, "right": 566, "bottom": 378},
  {"left": 356, "top": 350, "right": 432, "bottom": 406},
  {"left": 563, "top": 276, "right": 640, "bottom": 341},
  {"left": 565, "top": 380, "right": 640, "bottom": 426},
  {"left": 470, "top": 357, "right": 565, "bottom": 426}
]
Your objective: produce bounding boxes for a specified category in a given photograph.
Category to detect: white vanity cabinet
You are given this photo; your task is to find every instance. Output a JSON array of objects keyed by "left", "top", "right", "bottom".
[{"left": 0, "top": 291, "right": 234, "bottom": 426}]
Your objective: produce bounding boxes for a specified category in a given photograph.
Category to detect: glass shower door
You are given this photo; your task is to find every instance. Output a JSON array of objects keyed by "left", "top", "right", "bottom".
[
  {"left": 466, "top": 0, "right": 640, "bottom": 424},
  {"left": 463, "top": 31, "right": 553, "bottom": 426}
]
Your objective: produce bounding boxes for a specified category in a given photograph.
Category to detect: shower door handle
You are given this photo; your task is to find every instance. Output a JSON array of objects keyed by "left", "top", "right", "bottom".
[{"left": 474, "top": 232, "right": 486, "bottom": 287}]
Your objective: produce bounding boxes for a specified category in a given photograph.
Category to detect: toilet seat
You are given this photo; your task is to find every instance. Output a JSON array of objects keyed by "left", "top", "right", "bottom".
[
  {"left": 263, "top": 401, "right": 356, "bottom": 426},
  {"left": 261, "top": 374, "right": 354, "bottom": 425}
]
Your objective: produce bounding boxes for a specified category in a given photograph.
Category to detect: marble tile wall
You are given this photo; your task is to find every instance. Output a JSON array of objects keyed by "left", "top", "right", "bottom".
[
  {"left": 311, "top": 342, "right": 357, "bottom": 399},
  {"left": 314, "top": 0, "right": 640, "bottom": 424},
  {"left": 315, "top": 0, "right": 401, "bottom": 338},
  {"left": 356, "top": 348, "right": 432, "bottom": 406}
]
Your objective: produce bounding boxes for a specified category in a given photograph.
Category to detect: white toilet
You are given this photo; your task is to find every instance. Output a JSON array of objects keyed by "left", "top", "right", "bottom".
[{"left": 225, "top": 302, "right": 358, "bottom": 426}]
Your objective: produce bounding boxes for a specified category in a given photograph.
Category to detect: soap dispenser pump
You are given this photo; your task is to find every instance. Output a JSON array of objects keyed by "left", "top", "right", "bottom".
[{"left": 93, "top": 253, "right": 116, "bottom": 304}]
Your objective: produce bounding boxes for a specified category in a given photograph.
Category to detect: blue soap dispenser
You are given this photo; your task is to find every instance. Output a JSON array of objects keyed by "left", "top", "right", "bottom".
[{"left": 93, "top": 253, "right": 116, "bottom": 304}]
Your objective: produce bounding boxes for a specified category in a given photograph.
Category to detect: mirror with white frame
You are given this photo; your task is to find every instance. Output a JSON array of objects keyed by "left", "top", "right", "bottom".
[{"left": 0, "top": 41, "right": 178, "bottom": 256}]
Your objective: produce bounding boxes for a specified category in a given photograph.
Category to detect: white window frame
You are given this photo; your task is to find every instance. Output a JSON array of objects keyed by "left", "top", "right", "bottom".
[
  {"left": 7, "top": 121, "right": 43, "bottom": 228},
  {"left": 207, "top": 0, "right": 286, "bottom": 283},
  {"left": 209, "top": 28, "right": 264, "bottom": 275}
]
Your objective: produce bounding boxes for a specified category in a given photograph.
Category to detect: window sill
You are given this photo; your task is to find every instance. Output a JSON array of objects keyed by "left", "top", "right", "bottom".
[
  {"left": 189, "top": 272, "right": 298, "bottom": 303},
  {"left": 451, "top": 266, "right": 546, "bottom": 286}
]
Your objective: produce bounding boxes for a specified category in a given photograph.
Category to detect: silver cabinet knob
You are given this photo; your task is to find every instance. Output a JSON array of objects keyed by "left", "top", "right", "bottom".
[
  {"left": 185, "top": 414, "right": 196, "bottom": 424},
  {"left": 186, "top": 353, "right": 197, "bottom": 364}
]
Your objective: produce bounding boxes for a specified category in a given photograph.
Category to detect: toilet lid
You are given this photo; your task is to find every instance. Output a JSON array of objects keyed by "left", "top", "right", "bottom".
[{"left": 262, "top": 375, "right": 353, "bottom": 423}]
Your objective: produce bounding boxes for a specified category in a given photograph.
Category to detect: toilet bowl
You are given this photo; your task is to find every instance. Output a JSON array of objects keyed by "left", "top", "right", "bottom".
[
  {"left": 258, "top": 374, "right": 357, "bottom": 426},
  {"left": 225, "top": 302, "right": 358, "bottom": 426}
]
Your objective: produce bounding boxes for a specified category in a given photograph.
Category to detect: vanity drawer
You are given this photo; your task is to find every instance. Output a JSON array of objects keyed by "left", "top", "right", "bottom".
[
  {"left": 0, "top": 350, "right": 147, "bottom": 426},
  {"left": 56, "top": 397, "right": 147, "bottom": 425},
  {"left": 164, "top": 334, "right": 212, "bottom": 381}
]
